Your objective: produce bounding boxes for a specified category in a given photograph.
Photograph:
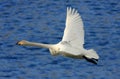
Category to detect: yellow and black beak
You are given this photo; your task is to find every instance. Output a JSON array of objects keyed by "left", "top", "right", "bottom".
[{"left": 16, "top": 41, "right": 23, "bottom": 45}]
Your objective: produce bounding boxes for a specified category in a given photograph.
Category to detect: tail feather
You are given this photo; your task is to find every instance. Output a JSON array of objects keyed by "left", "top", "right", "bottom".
[{"left": 85, "top": 49, "right": 99, "bottom": 59}]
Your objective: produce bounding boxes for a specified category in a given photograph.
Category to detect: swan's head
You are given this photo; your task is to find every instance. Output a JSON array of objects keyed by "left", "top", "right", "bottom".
[
  {"left": 83, "top": 49, "right": 99, "bottom": 64},
  {"left": 17, "top": 40, "right": 29, "bottom": 46}
]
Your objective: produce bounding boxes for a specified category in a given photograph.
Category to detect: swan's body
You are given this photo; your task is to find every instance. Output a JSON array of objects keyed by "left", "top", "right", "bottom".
[{"left": 17, "top": 7, "right": 99, "bottom": 64}]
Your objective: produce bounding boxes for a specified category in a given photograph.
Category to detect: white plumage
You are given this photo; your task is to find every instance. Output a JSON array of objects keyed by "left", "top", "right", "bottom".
[
  {"left": 62, "top": 7, "right": 84, "bottom": 47},
  {"left": 17, "top": 7, "right": 99, "bottom": 64}
]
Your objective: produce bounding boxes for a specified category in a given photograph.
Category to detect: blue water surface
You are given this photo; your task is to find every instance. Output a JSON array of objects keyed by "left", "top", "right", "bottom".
[{"left": 0, "top": 0, "right": 120, "bottom": 79}]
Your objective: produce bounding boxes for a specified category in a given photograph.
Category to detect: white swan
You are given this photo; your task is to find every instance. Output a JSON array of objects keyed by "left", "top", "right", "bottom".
[{"left": 17, "top": 7, "right": 99, "bottom": 64}]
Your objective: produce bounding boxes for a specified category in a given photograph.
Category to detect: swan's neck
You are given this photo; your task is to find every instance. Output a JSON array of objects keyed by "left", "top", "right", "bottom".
[{"left": 23, "top": 41, "right": 53, "bottom": 48}]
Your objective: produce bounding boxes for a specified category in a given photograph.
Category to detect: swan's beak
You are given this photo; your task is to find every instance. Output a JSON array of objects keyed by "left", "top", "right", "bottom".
[
  {"left": 16, "top": 41, "right": 23, "bottom": 45},
  {"left": 16, "top": 40, "right": 25, "bottom": 45}
]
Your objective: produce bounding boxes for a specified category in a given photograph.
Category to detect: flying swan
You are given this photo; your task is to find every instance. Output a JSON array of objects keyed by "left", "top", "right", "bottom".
[{"left": 17, "top": 7, "right": 99, "bottom": 64}]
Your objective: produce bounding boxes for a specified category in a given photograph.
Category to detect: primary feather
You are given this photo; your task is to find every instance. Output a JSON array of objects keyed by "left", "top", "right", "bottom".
[{"left": 62, "top": 7, "right": 84, "bottom": 48}]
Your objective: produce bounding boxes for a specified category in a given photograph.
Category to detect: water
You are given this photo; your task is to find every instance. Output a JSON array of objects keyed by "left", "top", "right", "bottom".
[{"left": 0, "top": 0, "right": 120, "bottom": 79}]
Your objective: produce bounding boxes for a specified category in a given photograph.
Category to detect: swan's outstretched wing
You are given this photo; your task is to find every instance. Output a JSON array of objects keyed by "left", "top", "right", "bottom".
[{"left": 62, "top": 7, "right": 84, "bottom": 48}]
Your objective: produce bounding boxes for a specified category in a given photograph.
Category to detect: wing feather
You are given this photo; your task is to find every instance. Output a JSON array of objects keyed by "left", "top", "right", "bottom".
[{"left": 62, "top": 7, "right": 84, "bottom": 48}]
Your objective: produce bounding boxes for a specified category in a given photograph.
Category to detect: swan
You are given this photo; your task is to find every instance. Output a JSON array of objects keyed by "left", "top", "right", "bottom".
[{"left": 17, "top": 7, "right": 99, "bottom": 64}]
